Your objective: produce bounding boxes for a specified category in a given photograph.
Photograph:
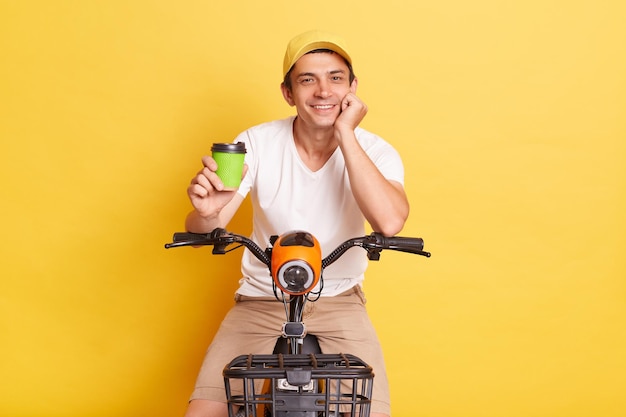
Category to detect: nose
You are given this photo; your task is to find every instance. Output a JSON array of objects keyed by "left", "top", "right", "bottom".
[{"left": 315, "top": 80, "right": 331, "bottom": 98}]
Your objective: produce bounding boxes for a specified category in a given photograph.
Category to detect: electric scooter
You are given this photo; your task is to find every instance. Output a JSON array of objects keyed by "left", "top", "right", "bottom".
[{"left": 165, "top": 228, "right": 430, "bottom": 416}]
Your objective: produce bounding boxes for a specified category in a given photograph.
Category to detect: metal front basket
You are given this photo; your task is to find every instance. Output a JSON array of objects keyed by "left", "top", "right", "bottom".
[{"left": 223, "top": 353, "right": 374, "bottom": 417}]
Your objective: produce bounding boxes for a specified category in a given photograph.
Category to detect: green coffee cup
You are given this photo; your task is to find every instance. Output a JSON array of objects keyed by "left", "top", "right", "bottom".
[{"left": 211, "top": 142, "right": 246, "bottom": 190}]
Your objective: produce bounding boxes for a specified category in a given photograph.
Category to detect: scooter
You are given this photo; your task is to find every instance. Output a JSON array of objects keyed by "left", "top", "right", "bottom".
[{"left": 165, "top": 228, "right": 430, "bottom": 417}]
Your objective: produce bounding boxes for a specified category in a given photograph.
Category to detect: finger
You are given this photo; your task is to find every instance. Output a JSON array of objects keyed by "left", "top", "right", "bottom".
[
  {"left": 341, "top": 94, "right": 351, "bottom": 112},
  {"left": 189, "top": 171, "right": 214, "bottom": 194},
  {"left": 343, "top": 92, "right": 361, "bottom": 110},
  {"left": 187, "top": 182, "right": 209, "bottom": 198},
  {"left": 198, "top": 168, "right": 225, "bottom": 192},
  {"left": 197, "top": 170, "right": 215, "bottom": 189},
  {"left": 201, "top": 155, "right": 218, "bottom": 171}
]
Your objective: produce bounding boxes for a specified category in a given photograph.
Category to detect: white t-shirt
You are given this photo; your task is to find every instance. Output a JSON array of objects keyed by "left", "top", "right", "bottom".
[{"left": 234, "top": 116, "right": 405, "bottom": 297}]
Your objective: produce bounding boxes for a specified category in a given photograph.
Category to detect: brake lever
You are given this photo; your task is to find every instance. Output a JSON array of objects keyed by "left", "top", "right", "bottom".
[
  {"left": 362, "top": 234, "right": 382, "bottom": 261},
  {"left": 209, "top": 228, "right": 236, "bottom": 254},
  {"left": 388, "top": 246, "right": 431, "bottom": 257}
]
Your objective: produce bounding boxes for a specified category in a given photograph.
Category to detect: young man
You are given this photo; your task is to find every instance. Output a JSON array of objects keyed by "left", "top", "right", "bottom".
[{"left": 183, "top": 30, "right": 409, "bottom": 417}]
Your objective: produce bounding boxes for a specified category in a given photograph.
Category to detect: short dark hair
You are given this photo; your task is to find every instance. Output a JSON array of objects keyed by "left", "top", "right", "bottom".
[{"left": 282, "top": 49, "right": 356, "bottom": 91}]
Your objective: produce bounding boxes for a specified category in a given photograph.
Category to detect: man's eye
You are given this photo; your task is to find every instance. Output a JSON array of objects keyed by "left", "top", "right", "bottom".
[{"left": 299, "top": 78, "right": 314, "bottom": 84}]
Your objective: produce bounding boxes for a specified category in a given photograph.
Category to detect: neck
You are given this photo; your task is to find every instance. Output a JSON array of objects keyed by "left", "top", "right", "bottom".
[{"left": 292, "top": 117, "right": 337, "bottom": 171}]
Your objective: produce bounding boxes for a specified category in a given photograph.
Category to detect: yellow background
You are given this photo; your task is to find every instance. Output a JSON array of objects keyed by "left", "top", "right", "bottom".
[{"left": 1, "top": 1, "right": 624, "bottom": 416}]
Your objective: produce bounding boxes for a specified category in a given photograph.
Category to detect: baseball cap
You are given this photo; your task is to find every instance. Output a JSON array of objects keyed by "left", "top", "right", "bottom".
[{"left": 282, "top": 30, "right": 352, "bottom": 78}]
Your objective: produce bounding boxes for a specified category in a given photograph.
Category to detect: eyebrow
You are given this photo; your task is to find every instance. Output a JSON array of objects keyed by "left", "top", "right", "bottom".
[{"left": 296, "top": 69, "right": 346, "bottom": 78}]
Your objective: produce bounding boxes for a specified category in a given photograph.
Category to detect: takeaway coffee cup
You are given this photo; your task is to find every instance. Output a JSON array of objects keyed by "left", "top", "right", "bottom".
[{"left": 211, "top": 142, "right": 246, "bottom": 190}]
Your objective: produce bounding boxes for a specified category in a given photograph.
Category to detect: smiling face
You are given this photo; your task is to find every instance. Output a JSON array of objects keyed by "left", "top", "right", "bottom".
[{"left": 281, "top": 51, "right": 357, "bottom": 131}]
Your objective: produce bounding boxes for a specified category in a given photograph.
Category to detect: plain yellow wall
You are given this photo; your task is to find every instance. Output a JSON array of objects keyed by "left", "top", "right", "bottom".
[{"left": 1, "top": 1, "right": 624, "bottom": 416}]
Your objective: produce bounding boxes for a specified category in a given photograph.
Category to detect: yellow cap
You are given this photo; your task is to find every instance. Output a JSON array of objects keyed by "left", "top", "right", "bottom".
[{"left": 282, "top": 30, "right": 352, "bottom": 78}]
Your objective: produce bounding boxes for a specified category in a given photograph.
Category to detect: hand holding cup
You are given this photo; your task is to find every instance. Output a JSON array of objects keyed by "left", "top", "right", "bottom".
[{"left": 187, "top": 143, "right": 247, "bottom": 220}]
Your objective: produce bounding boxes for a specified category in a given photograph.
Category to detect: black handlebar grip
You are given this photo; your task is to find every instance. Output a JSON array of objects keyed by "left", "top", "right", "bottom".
[
  {"left": 172, "top": 232, "right": 207, "bottom": 243},
  {"left": 378, "top": 235, "right": 424, "bottom": 251}
]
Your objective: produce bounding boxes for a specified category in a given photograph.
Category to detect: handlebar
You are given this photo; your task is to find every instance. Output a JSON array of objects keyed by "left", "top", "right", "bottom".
[
  {"left": 164, "top": 228, "right": 431, "bottom": 266},
  {"left": 165, "top": 228, "right": 272, "bottom": 266},
  {"left": 322, "top": 233, "right": 430, "bottom": 268}
]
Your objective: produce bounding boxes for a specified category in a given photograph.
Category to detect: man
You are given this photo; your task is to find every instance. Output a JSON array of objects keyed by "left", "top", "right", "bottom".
[{"left": 184, "top": 30, "right": 409, "bottom": 417}]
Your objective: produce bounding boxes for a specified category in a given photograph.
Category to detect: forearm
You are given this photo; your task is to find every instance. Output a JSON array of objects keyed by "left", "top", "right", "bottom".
[
  {"left": 185, "top": 193, "right": 244, "bottom": 233},
  {"left": 338, "top": 134, "right": 409, "bottom": 236}
]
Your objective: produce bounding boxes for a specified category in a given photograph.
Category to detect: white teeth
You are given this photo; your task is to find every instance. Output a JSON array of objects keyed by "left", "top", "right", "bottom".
[{"left": 314, "top": 105, "right": 333, "bottom": 109}]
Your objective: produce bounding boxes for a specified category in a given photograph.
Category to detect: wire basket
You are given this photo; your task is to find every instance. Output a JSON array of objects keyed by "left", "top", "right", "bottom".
[{"left": 223, "top": 353, "right": 374, "bottom": 417}]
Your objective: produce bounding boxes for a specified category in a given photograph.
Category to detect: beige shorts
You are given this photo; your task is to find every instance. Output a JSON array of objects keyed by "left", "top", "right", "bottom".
[{"left": 190, "top": 286, "right": 390, "bottom": 415}]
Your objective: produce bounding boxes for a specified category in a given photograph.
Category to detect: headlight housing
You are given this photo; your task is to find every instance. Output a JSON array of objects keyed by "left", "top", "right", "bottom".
[{"left": 271, "top": 231, "right": 321, "bottom": 295}]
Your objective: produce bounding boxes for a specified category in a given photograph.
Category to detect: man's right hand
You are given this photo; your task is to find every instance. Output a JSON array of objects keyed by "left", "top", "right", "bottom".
[{"left": 187, "top": 156, "right": 247, "bottom": 219}]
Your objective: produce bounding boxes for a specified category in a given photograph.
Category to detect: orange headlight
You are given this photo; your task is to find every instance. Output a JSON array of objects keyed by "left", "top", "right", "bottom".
[{"left": 271, "top": 231, "right": 322, "bottom": 295}]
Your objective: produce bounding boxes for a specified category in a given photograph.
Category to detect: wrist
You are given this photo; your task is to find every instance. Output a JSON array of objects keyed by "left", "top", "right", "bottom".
[
  {"left": 186, "top": 210, "right": 220, "bottom": 233},
  {"left": 335, "top": 128, "right": 358, "bottom": 149}
]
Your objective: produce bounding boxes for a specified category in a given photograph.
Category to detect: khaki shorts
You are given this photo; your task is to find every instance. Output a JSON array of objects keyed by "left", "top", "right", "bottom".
[{"left": 190, "top": 286, "right": 391, "bottom": 415}]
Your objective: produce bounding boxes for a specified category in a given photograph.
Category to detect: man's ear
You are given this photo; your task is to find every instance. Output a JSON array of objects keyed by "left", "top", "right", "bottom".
[
  {"left": 281, "top": 82, "right": 295, "bottom": 106},
  {"left": 350, "top": 77, "right": 358, "bottom": 94}
]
